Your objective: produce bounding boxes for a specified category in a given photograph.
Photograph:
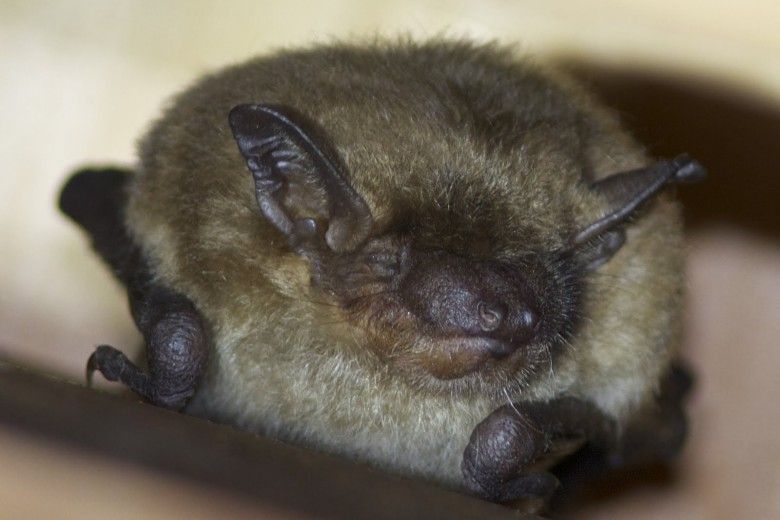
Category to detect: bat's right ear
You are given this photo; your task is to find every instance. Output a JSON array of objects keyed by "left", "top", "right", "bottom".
[
  {"left": 229, "top": 104, "right": 373, "bottom": 255},
  {"left": 571, "top": 154, "right": 706, "bottom": 271}
]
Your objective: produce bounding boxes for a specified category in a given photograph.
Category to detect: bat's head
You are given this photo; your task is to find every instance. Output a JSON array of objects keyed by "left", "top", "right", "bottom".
[{"left": 228, "top": 102, "right": 704, "bottom": 396}]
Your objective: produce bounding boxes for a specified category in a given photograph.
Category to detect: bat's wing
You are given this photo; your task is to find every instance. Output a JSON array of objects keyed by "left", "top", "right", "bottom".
[
  {"left": 463, "top": 362, "right": 691, "bottom": 510},
  {"left": 550, "top": 362, "right": 693, "bottom": 510},
  {"left": 463, "top": 396, "right": 614, "bottom": 506},
  {"left": 59, "top": 168, "right": 207, "bottom": 410},
  {"left": 59, "top": 167, "right": 146, "bottom": 288}
]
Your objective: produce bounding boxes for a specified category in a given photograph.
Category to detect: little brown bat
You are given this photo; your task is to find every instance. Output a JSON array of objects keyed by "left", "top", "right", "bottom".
[{"left": 59, "top": 40, "right": 704, "bottom": 511}]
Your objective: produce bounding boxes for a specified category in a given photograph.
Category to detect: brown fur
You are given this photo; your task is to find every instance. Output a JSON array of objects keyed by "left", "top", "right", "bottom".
[{"left": 124, "top": 39, "right": 684, "bottom": 487}]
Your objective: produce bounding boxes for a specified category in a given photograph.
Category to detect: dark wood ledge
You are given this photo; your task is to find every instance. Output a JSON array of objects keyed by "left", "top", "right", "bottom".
[{"left": 0, "top": 359, "right": 537, "bottom": 519}]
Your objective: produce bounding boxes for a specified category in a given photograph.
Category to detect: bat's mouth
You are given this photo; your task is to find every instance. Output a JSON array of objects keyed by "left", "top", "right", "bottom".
[
  {"left": 342, "top": 281, "right": 550, "bottom": 392},
  {"left": 417, "top": 335, "right": 529, "bottom": 381}
]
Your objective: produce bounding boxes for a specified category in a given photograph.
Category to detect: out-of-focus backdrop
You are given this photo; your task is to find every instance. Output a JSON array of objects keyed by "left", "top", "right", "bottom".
[{"left": 1, "top": 1, "right": 779, "bottom": 518}]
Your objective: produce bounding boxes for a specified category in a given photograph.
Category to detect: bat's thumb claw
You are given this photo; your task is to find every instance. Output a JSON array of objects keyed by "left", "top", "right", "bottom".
[
  {"left": 672, "top": 154, "right": 707, "bottom": 183},
  {"left": 85, "top": 350, "right": 98, "bottom": 388}
]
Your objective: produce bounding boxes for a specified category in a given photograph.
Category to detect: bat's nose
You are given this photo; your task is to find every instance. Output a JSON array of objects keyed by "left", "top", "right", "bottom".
[
  {"left": 477, "top": 301, "right": 539, "bottom": 334},
  {"left": 478, "top": 302, "right": 540, "bottom": 358},
  {"left": 400, "top": 250, "right": 542, "bottom": 356}
]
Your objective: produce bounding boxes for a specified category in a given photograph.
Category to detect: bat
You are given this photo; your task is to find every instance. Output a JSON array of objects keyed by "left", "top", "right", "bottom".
[{"left": 59, "top": 40, "right": 704, "bottom": 512}]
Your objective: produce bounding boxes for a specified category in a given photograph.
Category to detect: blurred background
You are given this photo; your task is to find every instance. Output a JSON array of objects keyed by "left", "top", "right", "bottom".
[{"left": 1, "top": 1, "right": 778, "bottom": 518}]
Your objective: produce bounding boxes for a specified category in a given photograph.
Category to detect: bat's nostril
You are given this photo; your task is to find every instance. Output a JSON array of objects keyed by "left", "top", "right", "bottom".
[{"left": 477, "top": 301, "right": 505, "bottom": 332}]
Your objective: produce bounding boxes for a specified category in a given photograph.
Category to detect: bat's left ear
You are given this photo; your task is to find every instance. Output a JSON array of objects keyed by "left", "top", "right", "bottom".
[
  {"left": 572, "top": 154, "right": 706, "bottom": 271},
  {"left": 229, "top": 104, "right": 373, "bottom": 254}
]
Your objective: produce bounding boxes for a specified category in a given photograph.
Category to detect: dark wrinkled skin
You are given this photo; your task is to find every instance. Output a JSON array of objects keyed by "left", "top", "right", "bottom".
[{"left": 61, "top": 169, "right": 208, "bottom": 411}]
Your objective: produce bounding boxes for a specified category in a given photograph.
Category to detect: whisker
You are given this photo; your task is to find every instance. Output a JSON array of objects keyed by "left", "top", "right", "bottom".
[
  {"left": 502, "top": 387, "right": 543, "bottom": 435},
  {"left": 544, "top": 343, "right": 555, "bottom": 380}
]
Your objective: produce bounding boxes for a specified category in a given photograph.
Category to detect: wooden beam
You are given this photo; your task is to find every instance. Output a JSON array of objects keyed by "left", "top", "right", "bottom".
[{"left": 0, "top": 360, "right": 537, "bottom": 519}]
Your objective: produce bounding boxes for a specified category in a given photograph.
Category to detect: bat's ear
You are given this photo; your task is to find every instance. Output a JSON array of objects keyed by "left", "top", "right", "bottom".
[
  {"left": 229, "top": 104, "right": 373, "bottom": 254},
  {"left": 572, "top": 154, "right": 706, "bottom": 271}
]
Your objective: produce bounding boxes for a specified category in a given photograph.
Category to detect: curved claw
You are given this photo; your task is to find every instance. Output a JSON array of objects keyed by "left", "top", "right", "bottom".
[
  {"left": 85, "top": 349, "right": 99, "bottom": 388},
  {"left": 85, "top": 345, "right": 128, "bottom": 384},
  {"left": 671, "top": 153, "right": 707, "bottom": 183}
]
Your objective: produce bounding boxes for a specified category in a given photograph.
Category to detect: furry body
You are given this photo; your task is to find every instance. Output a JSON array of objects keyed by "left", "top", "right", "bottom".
[{"left": 86, "top": 41, "right": 686, "bottom": 489}]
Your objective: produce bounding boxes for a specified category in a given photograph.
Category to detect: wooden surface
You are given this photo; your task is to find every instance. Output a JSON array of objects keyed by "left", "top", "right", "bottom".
[{"left": 0, "top": 360, "right": 536, "bottom": 520}]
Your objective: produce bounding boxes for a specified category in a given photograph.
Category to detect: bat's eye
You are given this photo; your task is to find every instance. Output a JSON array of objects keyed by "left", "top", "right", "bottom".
[
  {"left": 356, "top": 236, "right": 410, "bottom": 281},
  {"left": 366, "top": 251, "right": 401, "bottom": 278}
]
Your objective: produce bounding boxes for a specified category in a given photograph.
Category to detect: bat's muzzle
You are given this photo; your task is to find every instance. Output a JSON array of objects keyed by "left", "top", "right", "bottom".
[{"left": 398, "top": 250, "right": 542, "bottom": 357}]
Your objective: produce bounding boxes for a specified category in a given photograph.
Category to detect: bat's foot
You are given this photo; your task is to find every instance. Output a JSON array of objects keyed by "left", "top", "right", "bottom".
[
  {"left": 462, "top": 397, "right": 614, "bottom": 509},
  {"left": 85, "top": 344, "right": 153, "bottom": 402},
  {"left": 84, "top": 286, "right": 208, "bottom": 411},
  {"left": 503, "top": 472, "right": 559, "bottom": 502},
  {"left": 62, "top": 166, "right": 207, "bottom": 411},
  {"left": 461, "top": 404, "right": 554, "bottom": 507},
  {"left": 464, "top": 468, "right": 559, "bottom": 504}
]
